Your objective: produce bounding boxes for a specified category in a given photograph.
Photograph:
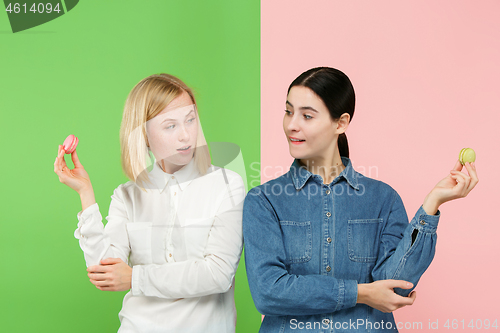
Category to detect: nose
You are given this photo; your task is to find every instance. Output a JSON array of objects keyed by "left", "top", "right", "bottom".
[
  {"left": 286, "top": 114, "right": 300, "bottom": 133},
  {"left": 178, "top": 124, "right": 190, "bottom": 142}
]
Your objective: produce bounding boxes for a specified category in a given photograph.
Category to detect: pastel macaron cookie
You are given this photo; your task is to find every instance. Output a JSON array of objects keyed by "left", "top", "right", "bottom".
[
  {"left": 63, "top": 134, "right": 79, "bottom": 154},
  {"left": 459, "top": 148, "right": 475, "bottom": 165}
]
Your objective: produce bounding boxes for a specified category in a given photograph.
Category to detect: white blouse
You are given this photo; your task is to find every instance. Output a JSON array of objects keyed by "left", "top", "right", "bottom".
[{"left": 74, "top": 159, "right": 245, "bottom": 333}]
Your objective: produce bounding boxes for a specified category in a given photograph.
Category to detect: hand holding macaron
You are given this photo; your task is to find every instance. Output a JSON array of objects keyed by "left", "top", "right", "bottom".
[
  {"left": 54, "top": 135, "right": 93, "bottom": 195},
  {"left": 422, "top": 148, "right": 479, "bottom": 215}
]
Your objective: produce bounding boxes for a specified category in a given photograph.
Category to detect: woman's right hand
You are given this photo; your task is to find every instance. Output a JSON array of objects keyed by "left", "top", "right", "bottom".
[
  {"left": 54, "top": 145, "right": 92, "bottom": 194},
  {"left": 357, "top": 280, "right": 416, "bottom": 313}
]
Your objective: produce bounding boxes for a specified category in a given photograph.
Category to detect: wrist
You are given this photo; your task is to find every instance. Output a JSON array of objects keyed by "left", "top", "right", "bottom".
[
  {"left": 78, "top": 183, "right": 93, "bottom": 196},
  {"left": 422, "top": 192, "right": 441, "bottom": 215},
  {"left": 79, "top": 185, "right": 96, "bottom": 211},
  {"left": 357, "top": 284, "right": 368, "bottom": 304}
]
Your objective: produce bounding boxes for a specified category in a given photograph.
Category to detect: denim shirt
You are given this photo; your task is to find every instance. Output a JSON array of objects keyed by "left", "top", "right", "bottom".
[{"left": 242, "top": 157, "right": 440, "bottom": 332}]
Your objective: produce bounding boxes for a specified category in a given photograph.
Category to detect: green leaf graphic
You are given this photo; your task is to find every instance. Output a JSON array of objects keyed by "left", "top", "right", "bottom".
[
  {"left": 3, "top": 0, "right": 79, "bottom": 33},
  {"left": 64, "top": 0, "right": 78, "bottom": 11}
]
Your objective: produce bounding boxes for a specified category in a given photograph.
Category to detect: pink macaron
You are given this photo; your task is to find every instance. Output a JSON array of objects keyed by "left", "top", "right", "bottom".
[{"left": 63, "top": 134, "right": 79, "bottom": 154}]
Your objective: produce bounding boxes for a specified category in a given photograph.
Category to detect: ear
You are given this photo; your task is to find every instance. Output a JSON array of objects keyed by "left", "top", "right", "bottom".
[{"left": 335, "top": 113, "right": 350, "bottom": 134}]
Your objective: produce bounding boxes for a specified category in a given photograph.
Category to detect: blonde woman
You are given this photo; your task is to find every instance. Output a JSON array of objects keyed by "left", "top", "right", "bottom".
[{"left": 54, "top": 74, "right": 245, "bottom": 333}]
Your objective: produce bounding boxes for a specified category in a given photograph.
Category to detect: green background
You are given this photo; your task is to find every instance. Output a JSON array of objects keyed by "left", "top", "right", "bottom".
[{"left": 0, "top": 1, "right": 261, "bottom": 332}]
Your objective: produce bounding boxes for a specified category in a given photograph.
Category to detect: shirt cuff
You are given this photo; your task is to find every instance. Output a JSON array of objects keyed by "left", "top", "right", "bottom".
[
  {"left": 410, "top": 205, "right": 440, "bottom": 233},
  {"left": 131, "top": 265, "right": 143, "bottom": 296},
  {"left": 336, "top": 279, "right": 358, "bottom": 311},
  {"left": 77, "top": 203, "right": 99, "bottom": 220},
  {"left": 74, "top": 203, "right": 100, "bottom": 239}
]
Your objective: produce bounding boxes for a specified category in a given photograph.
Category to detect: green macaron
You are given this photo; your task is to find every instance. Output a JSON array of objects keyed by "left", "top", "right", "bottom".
[{"left": 459, "top": 148, "right": 476, "bottom": 165}]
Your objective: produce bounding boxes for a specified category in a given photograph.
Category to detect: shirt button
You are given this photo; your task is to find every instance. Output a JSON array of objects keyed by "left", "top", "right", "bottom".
[
  {"left": 323, "top": 319, "right": 330, "bottom": 325},
  {"left": 326, "top": 266, "right": 331, "bottom": 272},
  {"left": 169, "top": 253, "right": 172, "bottom": 257},
  {"left": 420, "top": 220, "right": 426, "bottom": 225},
  {"left": 171, "top": 176, "right": 175, "bottom": 179},
  {"left": 327, "top": 237, "right": 332, "bottom": 243},
  {"left": 326, "top": 212, "right": 331, "bottom": 217},
  {"left": 325, "top": 189, "right": 331, "bottom": 195}
]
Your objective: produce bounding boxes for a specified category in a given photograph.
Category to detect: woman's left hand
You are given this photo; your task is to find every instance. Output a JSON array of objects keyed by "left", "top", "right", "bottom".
[
  {"left": 87, "top": 258, "right": 132, "bottom": 291},
  {"left": 422, "top": 161, "right": 479, "bottom": 215}
]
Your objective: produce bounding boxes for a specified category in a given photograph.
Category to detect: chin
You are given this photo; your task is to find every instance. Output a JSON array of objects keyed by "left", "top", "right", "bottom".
[
  {"left": 290, "top": 153, "right": 309, "bottom": 161},
  {"left": 166, "top": 154, "right": 193, "bottom": 167},
  {"left": 177, "top": 155, "right": 194, "bottom": 165},
  {"left": 289, "top": 147, "right": 307, "bottom": 160}
]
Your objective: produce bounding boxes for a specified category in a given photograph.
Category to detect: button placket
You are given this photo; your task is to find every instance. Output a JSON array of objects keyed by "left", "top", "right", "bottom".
[
  {"left": 165, "top": 183, "right": 178, "bottom": 262},
  {"left": 323, "top": 184, "right": 334, "bottom": 276}
]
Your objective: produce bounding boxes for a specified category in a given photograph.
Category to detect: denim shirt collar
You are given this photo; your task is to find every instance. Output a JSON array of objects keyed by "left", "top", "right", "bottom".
[{"left": 290, "top": 157, "right": 360, "bottom": 191}]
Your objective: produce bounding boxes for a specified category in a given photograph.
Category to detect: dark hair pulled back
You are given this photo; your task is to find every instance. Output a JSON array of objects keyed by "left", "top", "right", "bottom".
[{"left": 288, "top": 67, "right": 355, "bottom": 158}]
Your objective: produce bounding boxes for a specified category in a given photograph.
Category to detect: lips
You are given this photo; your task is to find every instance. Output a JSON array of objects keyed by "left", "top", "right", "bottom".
[
  {"left": 289, "top": 136, "right": 305, "bottom": 145},
  {"left": 177, "top": 145, "right": 192, "bottom": 154}
]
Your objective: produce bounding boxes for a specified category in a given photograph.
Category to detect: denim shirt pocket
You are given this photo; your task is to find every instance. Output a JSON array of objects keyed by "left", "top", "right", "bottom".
[
  {"left": 279, "top": 221, "right": 312, "bottom": 264},
  {"left": 347, "top": 218, "right": 383, "bottom": 263}
]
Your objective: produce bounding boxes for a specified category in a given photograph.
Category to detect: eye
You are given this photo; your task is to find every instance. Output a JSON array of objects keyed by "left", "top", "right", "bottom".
[
  {"left": 284, "top": 109, "right": 292, "bottom": 115},
  {"left": 165, "top": 124, "right": 175, "bottom": 130},
  {"left": 187, "top": 117, "right": 196, "bottom": 123},
  {"left": 304, "top": 114, "right": 312, "bottom": 120}
]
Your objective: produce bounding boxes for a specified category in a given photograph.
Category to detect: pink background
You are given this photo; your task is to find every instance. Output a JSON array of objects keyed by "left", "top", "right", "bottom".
[{"left": 261, "top": 0, "right": 499, "bottom": 328}]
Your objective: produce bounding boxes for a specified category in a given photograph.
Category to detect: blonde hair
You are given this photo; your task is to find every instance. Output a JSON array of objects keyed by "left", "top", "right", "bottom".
[{"left": 119, "top": 73, "right": 211, "bottom": 190}]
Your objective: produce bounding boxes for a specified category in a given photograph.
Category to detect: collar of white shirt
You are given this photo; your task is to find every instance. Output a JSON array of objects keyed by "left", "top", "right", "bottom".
[{"left": 146, "top": 158, "right": 200, "bottom": 193}]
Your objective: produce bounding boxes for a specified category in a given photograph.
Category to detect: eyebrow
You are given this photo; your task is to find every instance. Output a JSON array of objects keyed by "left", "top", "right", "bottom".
[
  {"left": 161, "top": 110, "right": 195, "bottom": 123},
  {"left": 286, "top": 100, "right": 318, "bottom": 113}
]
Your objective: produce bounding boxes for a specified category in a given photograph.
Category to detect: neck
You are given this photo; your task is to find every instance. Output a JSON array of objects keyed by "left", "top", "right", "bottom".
[
  {"left": 159, "top": 160, "right": 184, "bottom": 174},
  {"left": 299, "top": 152, "right": 345, "bottom": 184}
]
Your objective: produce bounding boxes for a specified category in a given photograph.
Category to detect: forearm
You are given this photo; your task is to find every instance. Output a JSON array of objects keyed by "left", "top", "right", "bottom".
[
  {"left": 78, "top": 185, "right": 96, "bottom": 212},
  {"left": 75, "top": 203, "right": 115, "bottom": 266},
  {"left": 247, "top": 264, "right": 358, "bottom": 316},
  {"left": 371, "top": 206, "right": 439, "bottom": 296},
  {"left": 132, "top": 253, "right": 240, "bottom": 299},
  {"left": 75, "top": 187, "right": 130, "bottom": 267}
]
